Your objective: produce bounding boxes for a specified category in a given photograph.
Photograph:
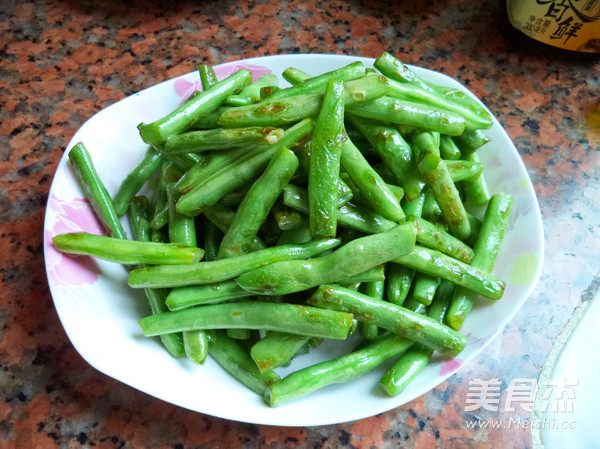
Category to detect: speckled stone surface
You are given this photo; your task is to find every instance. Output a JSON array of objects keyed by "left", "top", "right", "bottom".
[{"left": 1, "top": 0, "right": 599, "bottom": 447}]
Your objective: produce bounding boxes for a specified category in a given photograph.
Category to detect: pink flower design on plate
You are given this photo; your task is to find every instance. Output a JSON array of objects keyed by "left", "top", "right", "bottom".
[
  {"left": 173, "top": 78, "right": 203, "bottom": 104},
  {"left": 46, "top": 195, "right": 103, "bottom": 287},
  {"left": 214, "top": 63, "right": 272, "bottom": 82},
  {"left": 173, "top": 63, "right": 272, "bottom": 105},
  {"left": 438, "top": 335, "right": 489, "bottom": 376},
  {"left": 439, "top": 358, "right": 464, "bottom": 376}
]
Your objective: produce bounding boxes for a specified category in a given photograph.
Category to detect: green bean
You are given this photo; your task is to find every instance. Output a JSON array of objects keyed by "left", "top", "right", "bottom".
[
  {"left": 129, "top": 196, "right": 185, "bottom": 358},
  {"left": 219, "top": 186, "right": 250, "bottom": 207},
  {"left": 149, "top": 199, "right": 168, "bottom": 232},
  {"left": 271, "top": 200, "right": 303, "bottom": 231},
  {"left": 166, "top": 280, "right": 252, "bottom": 310},
  {"left": 405, "top": 294, "right": 428, "bottom": 313},
  {"left": 348, "top": 139, "right": 380, "bottom": 161},
  {"left": 203, "top": 203, "right": 266, "bottom": 252},
  {"left": 374, "top": 52, "right": 427, "bottom": 88},
  {"left": 441, "top": 89, "right": 488, "bottom": 115},
  {"left": 264, "top": 331, "right": 413, "bottom": 406},
  {"left": 139, "top": 301, "right": 354, "bottom": 340},
  {"left": 175, "top": 148, "right": 251, "bottom": 195},
  {"left": 150, "top": 226, "right": 169, "bottom": 244},
  {"left": 385, "top": 263, "right": 413, "bottom": 306},
  {"left": 308, "top": 284, "right": 467, "bottom": 356},
  {"left": 464, "top": 212, "right": 481, "bottom": 247},
  {"left": 53, "top": 232, "right": 204, "bottom": 265},
  {"left": 413, "top": 217, "right": 474, "bottom": 263},
  {"left": 445, "top": 159, "right": 483, "bottom": 182},
  {"left": 358, "top": 322, "right": 379, "bottom": 340},
  {"left": 358, "top": 281, "right": 385, "bottom": 340},
  {"left": 335, "top": 199, "right": 399, "bottom": 234},
  {"left": 422, "top": 188, "right": 443, "bottom": 224},
  {"left": 138, "top": 69, "right": 252, "bottom": 146},
  {"left": 236, "top": 223, "right": 416, "bottom": 296},
  {"left": 208, "top": 330, "right": 279, "bottom": 395},
  {"left": 226, "top": 328, "right": 251, "bottom": 340},
  {"left": 446, "top": 194, "right": 513, "bottom": 330},
  {"left": 401, "top": 190, "right": 426, "bottom": 221},
  {"left": 267, "top": 62, "right": 366, "bottom": 101},
  {"left": 380, "top": 349, "right": 430, "bottom": 396},
  {"left": 347, "top": 97, "right": 466, "bottom": 136},
  {"left": 128, "top": 196, "right": 152, "bottom": 242},
  {"left": 402, "top": 295, "right": 428, "bottom": 315},
  {"left": 218, "top": 146, "right": 299, "bottom": 259},
  {"left": 341, "top": 282, "right": 362, "bottom": 292},
  {"left": 251, "top": 332, "right": 311, "bottom": 373},
  {"left": 380, "top": 280, "right": 455, "bottom": 396},
  {"left": 385, "top": 76, "right": 492, "bottom": 131},
  {"left": 166, "top": 183, "right": 197, "bottom": 248},
  {"left": 387, "top": 184, "right": 405, "bottom": 202},
  {"left": 275, "top": 221, "right": 311, "bottom": 246},
  {"left": 347, "top": 116, "right": 424, "bottom": 202},
  {"left": 68, "top": 142, "right": 127, "bottom": 239},
  {"left": 452, "top": 129, "right": 491, "bottom": 153},
  {"left": 462, "top": 151, "right": 491, "bottom": 207},
  {"left": 439, "top": 135, "right": 461, "bottom": 160},
  {"left": 374, "top": 52, "right": 492, "bottom": 125},
  {"left": 184, "top": 105, "right": 228, "bottom": 130},
  {"left": 182, "top": 330, "right": 207, "bottom": 364},
  {"left": 198, "top": 65, "right": 218, "bottom": 90},
  {"left": 151, "top": 161, "right": 183, "bottom": 230},
  {"left": 392, "top": 245, "right": 505, "bottom": 300},
  {"left": 281, "top": 67, "right": 312, "bottom": 85},
  {"left": 412, "top": 272, "right": 439, "bottom": 306},
  {"left": 452, "top": 130, "right": 491, "bottom": 208},
  {"left": 163, "top": 127, "right": 284, "bottom": 154},
  {"left": 340, "top": 265, "right": 386, "bottom": 284},
  {"left": 216, "top": 75, "right": 390, "bottom": 128},
  {"left": 166, "top": 183, "right": 206, "bottom": 363},
  {"left": 283, "top": 184, "right": 397, "bottom": 235},
  {"left": 340, "top": 138, "right": 404, "bottom": 222},
  {"left": 309, "top": 79, "right": 346, "bottom": 238},
  {"left": 427, "top": 279, "right": 456, "bottom": 323},
  {"left": 226, "top": 74, "right": 279, "bottom": 106},
  {"left": 128, "top": 238, "right": 340, "bottom": 288},
  {"left": 260, "top": 86, "right": 280, "bottom": 99},
  {"left": 112, "top": 146, "right": 163, "bottom": 217},
  {"left": 163, "top": 151, "right": 204, "bottom": 171},
  {"left": 336, "top": 177, "right": 354, "bottom": 207},
  {"left": 413, "top": 131, "right": 471, "bottom": 240},
  {"left": 290, "top": 140, "right": 311, "bottom": 182},
  {"left": 176, "top": 118, "right": 313, "bottom": 216},
  {"left": 183, "top": 90, "right": 201, "bottom": 104},
  {"left": 203, "top": 219, "right": 222, "bottom": 262}
]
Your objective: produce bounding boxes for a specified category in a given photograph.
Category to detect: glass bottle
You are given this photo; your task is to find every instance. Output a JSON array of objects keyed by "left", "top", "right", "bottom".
[{"left": 507, "top": 0, "right": 600, "bottom": 53}]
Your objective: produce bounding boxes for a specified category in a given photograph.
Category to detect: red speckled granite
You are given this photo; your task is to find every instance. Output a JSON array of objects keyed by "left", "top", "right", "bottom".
[{"left": 1, "top": 0, "right": 599, "bottom": 447}]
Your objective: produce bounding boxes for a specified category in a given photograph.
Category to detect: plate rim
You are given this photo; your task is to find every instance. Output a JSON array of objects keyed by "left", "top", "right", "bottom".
[{"left": 43, "top": 53, "right": 545, "bottom": 426}]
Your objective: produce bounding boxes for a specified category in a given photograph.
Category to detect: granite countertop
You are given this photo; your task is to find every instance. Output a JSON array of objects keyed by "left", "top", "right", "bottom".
[{"left": 1, "top": 0, "right": 599, "bottom": 447}]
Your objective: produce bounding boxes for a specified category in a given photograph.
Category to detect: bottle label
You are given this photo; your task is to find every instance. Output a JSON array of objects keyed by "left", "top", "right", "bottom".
[{"left": 507, "top": 0, "right": 600, "bottom": 52}]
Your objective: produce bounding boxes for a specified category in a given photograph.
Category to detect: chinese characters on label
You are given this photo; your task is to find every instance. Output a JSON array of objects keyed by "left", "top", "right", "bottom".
[
  {"left": 524, "top": 0, "right": 590, "bottom": 44},
  {"left": 465, "top": 378, "right": 579, "bottom": 413},
  {"left": 507, "top": 0, "right": 600, "bottom": 52}
]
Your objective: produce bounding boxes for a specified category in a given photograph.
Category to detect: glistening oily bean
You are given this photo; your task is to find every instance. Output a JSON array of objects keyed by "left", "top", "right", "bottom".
[{"left": 52, "top": 53, "right": 512, "bottom": 407}]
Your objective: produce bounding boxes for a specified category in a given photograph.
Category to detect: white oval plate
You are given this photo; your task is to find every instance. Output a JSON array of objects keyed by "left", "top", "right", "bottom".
[{"left": 43, "top": 54, "right": 544, "bottom": 426}]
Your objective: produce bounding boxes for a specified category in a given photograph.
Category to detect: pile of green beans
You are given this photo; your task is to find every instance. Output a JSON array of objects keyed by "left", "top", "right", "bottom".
[{"left": 52, "top": 52, "right": 513, "bottom": 408}]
